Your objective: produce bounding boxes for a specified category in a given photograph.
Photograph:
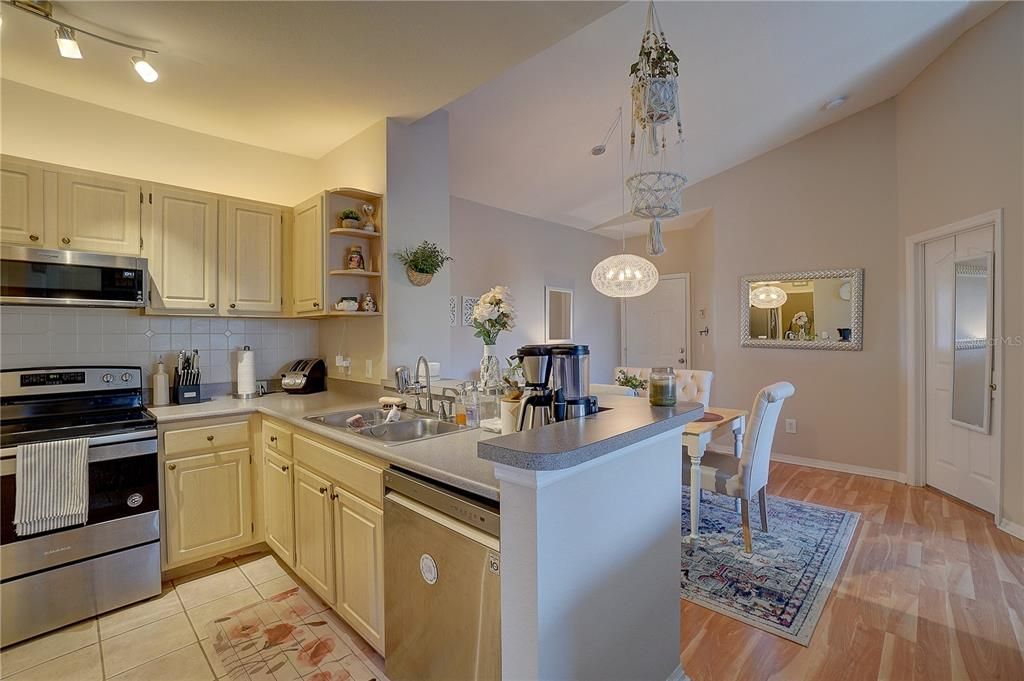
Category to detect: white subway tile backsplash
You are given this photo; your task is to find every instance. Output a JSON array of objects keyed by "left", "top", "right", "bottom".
[{"left": 1, "top": 307, "right": 319, "bottom": 386}]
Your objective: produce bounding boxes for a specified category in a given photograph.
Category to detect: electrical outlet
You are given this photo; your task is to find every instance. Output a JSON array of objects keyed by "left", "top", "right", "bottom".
[
  {"left": 785, "top": 418, "right": 797, "bottom": 434},
  {"left": 335, "top": 354, "right": 346, "bottom": 367},
  {"left": 365, "top": 359, "right": 373, "bottom": 377}
]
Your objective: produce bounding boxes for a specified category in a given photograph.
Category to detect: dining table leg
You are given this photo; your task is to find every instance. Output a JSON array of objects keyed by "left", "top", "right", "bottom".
[{"left": 682, "top": 431, "right": 711, "bottom": 542}]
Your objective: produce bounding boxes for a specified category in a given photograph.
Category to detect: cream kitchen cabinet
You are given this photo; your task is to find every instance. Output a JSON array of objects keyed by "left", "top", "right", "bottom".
[
  {"left": 0, "top": 160, "right": 46, "bottom": 246},
  {"left": 294, "top": 463, "right": 335, "bottom": 603},
  {"left": 222, "top": 199, "right": 282, "bottom": 314},
  {"left": 263, "top": 448, "right": 295, "bottom": 567},
  {"left": 332, "top": 487, "right": 385, "bottom": 652},
  {"left": 291, "top": 193, "right": 324, "bottom": 314},
  {"left": 164, "top": 447, "right": 254, "bottom": 568},
  {"left": 148, "top": 187, "right": 219, "bottom": 312},
  {"left": 58, "top": 171, "right": 142, "bottom": 255}
]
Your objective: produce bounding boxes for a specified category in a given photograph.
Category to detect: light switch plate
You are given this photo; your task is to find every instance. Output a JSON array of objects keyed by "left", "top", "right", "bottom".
[
  {"left": 785, "top": 419, "right": 797, "bottom": 434},
  {"left": 365, "top": 359, "right": 373, "bottom": 377}
]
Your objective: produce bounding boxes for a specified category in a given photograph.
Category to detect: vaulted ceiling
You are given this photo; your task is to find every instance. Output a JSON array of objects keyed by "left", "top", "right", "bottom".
[{"left": 447, "top": 1, "right": 1000, "bottom": 231}]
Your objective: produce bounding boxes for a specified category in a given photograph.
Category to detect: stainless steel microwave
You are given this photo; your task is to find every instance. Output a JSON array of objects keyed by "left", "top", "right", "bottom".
[{"left": 0, "top": 246, "right": 147, "bottom": 308}]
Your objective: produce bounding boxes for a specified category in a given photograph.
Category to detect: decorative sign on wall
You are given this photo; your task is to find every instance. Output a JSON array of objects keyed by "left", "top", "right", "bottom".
[
  {"left": 461, "top": 297, "right": 480, "bottom": 327},
  {"left": 449, "top": 296, "right": 458, "bottom": 327}
]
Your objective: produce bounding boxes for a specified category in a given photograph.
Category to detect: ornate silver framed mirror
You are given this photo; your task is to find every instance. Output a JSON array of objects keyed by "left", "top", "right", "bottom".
[{"left": 740, "top": 268, "right": 864, "bottom": 350}]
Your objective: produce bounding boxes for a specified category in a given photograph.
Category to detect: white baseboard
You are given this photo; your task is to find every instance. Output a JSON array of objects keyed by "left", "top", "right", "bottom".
[
  {"left": 998, "top": 519, "right": 1024, "bottom": 541},
  {"left": 666, "top": 664, "right": 690, "bottom": 681},
  {"left": 706, "top": 445, "right": 907, "bottom": 483}
]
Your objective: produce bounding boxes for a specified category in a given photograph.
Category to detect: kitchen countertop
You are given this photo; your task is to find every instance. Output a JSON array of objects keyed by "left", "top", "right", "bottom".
[
  {"left": 149, "top": 391, "right": 704, "bottom": 499},
  {"left": 149, "top": 391, "right": 505, "bottom": 501},
  {"left": 477, "top": 394, "right": 704, "bottom": 471}
]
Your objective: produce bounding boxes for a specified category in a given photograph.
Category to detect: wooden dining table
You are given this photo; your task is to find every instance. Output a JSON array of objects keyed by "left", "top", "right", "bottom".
[{"left": 682, "top": 407, "right": 748, "bottom": 541}]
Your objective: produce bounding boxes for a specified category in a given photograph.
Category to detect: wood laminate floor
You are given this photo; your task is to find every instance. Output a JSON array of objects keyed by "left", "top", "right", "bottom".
[{"left": 681, "top": 462, "right": 1024, "bottom": 681}]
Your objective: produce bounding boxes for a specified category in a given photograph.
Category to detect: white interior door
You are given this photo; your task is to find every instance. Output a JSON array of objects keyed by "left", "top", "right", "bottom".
[
  {"left": 924, "top": 226, "right": 998, "bottom": 512},
  {"left": 623, "top": 274, "right": 689, "bottom": 370}
]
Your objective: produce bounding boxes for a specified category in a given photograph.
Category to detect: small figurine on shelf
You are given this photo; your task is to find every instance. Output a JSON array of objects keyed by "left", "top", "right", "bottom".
[
  {"left": 360, "top": 203, "right": 376, "bottom": 233},
  {"left": 359, "top": 292, "right": 377, "bottom": 313},
  {"left": 334, "top": 296, "right": 359, "bottom": 312},
  {"left": 340, "top": 209, "right": 361, "bottom": 229},
  {"left": 346, "top": 245, "right": 365, "bottom": 271}
]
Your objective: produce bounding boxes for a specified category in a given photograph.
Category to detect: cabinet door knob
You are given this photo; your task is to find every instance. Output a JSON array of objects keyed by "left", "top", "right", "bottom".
[
  {"left": 281, "top": 464, "right": 289, "bottom": 472},
  {"left": 230, "top": 303, "right": 236, "bottom": 309},
  {"left": 319, "top": 486, "right": 328, "bottom": 495},
  {"left": 61, "top": 237, "right": 71, "bottom": 245},
  {"left": 269, "top": 435, "right": 277, "bottom": 442},
  {"left": 206, "top": 435, "right": 215, "bottom": 442},
  {"left": 330, "top": 492, "right": 339, "bottom": 501},
  {"left": 313, "top": 302, "right": 320, "bottom": 308},
  {"left": 209, "top": 303, "right": 216, "bottom": 308},
  {"left": 168, "top": 463, "right": 176, "bottom": 470},
  {"left": 29, "top": 234, "right": 39, "bottom": 242}
]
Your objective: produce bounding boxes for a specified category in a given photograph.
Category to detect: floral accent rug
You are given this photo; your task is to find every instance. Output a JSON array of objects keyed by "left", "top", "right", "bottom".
[
  {"left": 681, "top": 488, "right": 859, "bottom": 646},
  {"left": 206, "top": 587, "right": 387, "bottom": 681}
]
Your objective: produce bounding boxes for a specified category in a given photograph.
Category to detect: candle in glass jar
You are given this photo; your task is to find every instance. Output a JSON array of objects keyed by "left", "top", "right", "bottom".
[{"left": 649, "top": 367, "right": 677, "bottom": 406}]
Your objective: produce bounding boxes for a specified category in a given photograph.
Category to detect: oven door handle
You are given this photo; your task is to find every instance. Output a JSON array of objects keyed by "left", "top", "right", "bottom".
[{"left": 0, "top": 436, "right": 157, "bottom": 476}]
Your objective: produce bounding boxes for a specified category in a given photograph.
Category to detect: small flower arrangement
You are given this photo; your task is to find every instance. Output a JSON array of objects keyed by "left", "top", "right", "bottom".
[
  {"left": 471, "top": 286, "right": 516, "bottom": 345},
  {"left": 615, "top": 369, "right": 648, "bottom": 393},
  {"left": 339, "top": 209, "right": 361, "bottom": 229},
  {"left": 792, "top": 311, "right": 808, "bottom": 328}
]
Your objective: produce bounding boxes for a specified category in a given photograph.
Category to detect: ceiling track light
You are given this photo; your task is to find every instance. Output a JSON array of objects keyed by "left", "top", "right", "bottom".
[{"left": 6, "top": 0, "right": 159, "bottom": 82}]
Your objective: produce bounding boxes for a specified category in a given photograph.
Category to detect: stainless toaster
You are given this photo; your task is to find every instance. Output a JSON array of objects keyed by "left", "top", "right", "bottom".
[{"left": 281, "top": 358, "right": 327, "bottom": 394}]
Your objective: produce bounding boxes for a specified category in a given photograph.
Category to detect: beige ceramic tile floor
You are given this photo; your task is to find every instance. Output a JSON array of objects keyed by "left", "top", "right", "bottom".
[{"left": 0, "top": 553, "right": 385, "bottom": 681}]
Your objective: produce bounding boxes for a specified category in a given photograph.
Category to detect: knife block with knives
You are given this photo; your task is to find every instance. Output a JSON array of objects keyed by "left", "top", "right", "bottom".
[{"left": 172, "top": 349, "right": 202, "bottom": 405}]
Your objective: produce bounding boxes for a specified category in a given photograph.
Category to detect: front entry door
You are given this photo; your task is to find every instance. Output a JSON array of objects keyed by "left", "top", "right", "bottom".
[
  {"left": 623, "top": 274, "right": 689, "bottom": 370},
  {"left": 923, "top": 226, "right": 998, "bottom": 512}
]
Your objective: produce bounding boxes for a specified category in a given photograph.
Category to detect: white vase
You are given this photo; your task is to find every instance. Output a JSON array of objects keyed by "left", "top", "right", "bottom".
[{"left": 480, "top": 344, "right": 501, "bottom": 389}]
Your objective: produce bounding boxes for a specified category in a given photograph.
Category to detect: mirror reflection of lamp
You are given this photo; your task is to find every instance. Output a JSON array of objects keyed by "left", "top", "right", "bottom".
[{"left": 750, "top": 285, "right": 788, "bottom": 340}]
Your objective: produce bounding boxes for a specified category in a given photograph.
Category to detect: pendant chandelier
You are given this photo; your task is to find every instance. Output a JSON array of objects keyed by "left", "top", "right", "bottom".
[
  {"left": 749, "top": 285, "right": 788, "bottom": 309},
  {"left": 590, "top": 108, "right": 660, "bottom": 299}
]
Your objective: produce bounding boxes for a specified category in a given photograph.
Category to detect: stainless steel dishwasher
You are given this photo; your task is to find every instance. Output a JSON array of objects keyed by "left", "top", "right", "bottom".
[{"left": 383, "top": 469, "right": 501, "bottom": 681}]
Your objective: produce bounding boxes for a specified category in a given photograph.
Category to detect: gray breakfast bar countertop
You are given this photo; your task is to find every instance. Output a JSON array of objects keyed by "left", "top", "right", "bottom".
[{"left": 477, "top": 394, "right": 704, "bottom": 471}]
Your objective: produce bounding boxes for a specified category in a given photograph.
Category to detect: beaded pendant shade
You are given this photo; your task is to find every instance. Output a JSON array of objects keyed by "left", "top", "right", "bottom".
[
  {"left": 749, "top": 285, "right": 788, "bottom": 309},
  {"left": 592, "top": 253, "right": 660, "bottom": 298}
]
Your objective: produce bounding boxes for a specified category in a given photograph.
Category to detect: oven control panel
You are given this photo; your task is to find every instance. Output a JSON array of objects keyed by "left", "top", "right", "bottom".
[{"left": 20, "top": 371, "right": 86, "bottom": 387}]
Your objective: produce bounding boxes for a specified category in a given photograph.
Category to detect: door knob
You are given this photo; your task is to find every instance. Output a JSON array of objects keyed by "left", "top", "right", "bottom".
[
  {"left": 281, "top": 464, "right": 289, "bottom": 472},
  {"left": 330, "top": 492, "right": 339, "bottom": 501},
  {"left": 319, "top": 486, "right": 328, "bottom": 495},
  {"left": 29, "top": 234, "right": 39, "bottom": 242},
  {"left": 168, "top": 463, "right": 176, "bottom": 470},
  {"left": 209, "top": 303, "right": 216, "bottom": 308},
  {"left": 270, "top": 435, "right": 277, "bottom": 443},
  {"left": 677, "top": 358, "right": 686, "bottom": 364},
  {"left": 230, "top": 303, "right": 236, "bottom": 309},
  {"left": 61, "top": 237, "right": 71, "bottom": 245},
  {"left": 313, "top": 302, "right": 320, "bottom": 308},
  {"left": 206, "top": 435, "right": 215, "bottom": 442}
]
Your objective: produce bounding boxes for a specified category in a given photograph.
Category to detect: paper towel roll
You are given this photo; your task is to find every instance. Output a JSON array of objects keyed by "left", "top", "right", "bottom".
[{"left": 236, "top": 347, "right": 256, "bottom": 397}]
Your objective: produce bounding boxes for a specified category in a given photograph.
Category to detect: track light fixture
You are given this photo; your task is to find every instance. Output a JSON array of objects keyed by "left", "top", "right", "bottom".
[
  {"left": 7, "top": 0, "right": 159, "bottom": 83},
  {"left": 54, "top": 24, "right": 81, "bottom": 59}
]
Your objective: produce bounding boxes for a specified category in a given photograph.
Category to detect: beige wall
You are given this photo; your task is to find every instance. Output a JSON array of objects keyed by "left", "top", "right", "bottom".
[
  {"left": 629, "top": 100, "right": 902, "bottom": 475},
  {"left": 0, "top": 80, "right": 319, "bottom": 206},
  {"left": 895, "top": 2, "right": 1024, "bottom": 526},
  {"left": 450, "top": 198, "right": 621, "bottom": 382}
]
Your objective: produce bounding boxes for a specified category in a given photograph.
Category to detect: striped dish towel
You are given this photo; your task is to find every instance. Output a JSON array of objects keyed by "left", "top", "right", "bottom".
[{"left": 14, "top": 438, "right": 89, "bottom": 536}]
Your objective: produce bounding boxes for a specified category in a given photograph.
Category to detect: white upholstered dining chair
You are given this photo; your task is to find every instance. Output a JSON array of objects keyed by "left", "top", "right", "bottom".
[
  {"left": 614, "top": 367, "right": 713, "bottom": 408},
  {"left": 683, "top": 382, "right": 795, "bottom": 553}
]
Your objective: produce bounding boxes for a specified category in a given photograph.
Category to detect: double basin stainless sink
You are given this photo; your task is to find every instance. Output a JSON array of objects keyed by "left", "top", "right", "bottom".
[{"left": 305, "top": 408, "right": 469, "bottom": 446}]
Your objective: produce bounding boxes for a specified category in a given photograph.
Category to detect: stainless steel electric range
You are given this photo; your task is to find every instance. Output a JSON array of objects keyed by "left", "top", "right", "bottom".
[{"left": 0, "top": 366, "right": 160, "bottom": 647}]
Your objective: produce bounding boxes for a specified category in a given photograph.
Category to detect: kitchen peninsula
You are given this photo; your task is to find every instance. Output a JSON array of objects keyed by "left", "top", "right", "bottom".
[{"left": 149, "top": 388, "right": 702, "bottom": 681}]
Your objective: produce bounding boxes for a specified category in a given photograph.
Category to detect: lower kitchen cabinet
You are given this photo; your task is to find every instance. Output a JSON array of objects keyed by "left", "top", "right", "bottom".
[
  {"left": 263, "top": 449, "right": 295, "bottom": 567},
  {"left": 333, "top": 487, "right": 385, "bottom": 652},
  {"left": 164, "top": 448, "right": 254, "bottom": 567},
  {"left": 294, "top": 464, "right": 336, "bottom": 603}
]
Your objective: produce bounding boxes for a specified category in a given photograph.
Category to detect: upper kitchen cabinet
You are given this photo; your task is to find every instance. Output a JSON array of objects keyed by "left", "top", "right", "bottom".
[
  {"left": 291, "top": 188, "right": 384, "bottom": 318},
  {"left": 58, "top": 171, "right": 142, "bottom": 255},
  {"left": 222, "top": 199, "right": 283, "bottom": 314},
  {"left": 148, "top": 186, "right": 219, "bottom": 312},
  {"left": 0, "top": 160, "right": 46, "bottom": 246},
  {"left": 292, "top": 193, "right": 324, "bottom": 314}
]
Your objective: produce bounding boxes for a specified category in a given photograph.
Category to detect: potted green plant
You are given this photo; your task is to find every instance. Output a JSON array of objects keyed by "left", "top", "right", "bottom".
[
  {"left": 395, "top": 241, "right": 453, "bottom": 286},
  {"left": 615, "top": 369, "right": 648, "bottom": 396},
  {"left": 339, "top": 209, "right": 361, "bottom": 229}
]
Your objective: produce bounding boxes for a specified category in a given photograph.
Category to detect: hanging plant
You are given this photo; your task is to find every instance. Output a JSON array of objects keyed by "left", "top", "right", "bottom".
[
  {"left": 395, "top": 241, "right": 452, "bottom": 286},
  {"left": 629, "top": 1, "right": 683, "bottom": 155}
]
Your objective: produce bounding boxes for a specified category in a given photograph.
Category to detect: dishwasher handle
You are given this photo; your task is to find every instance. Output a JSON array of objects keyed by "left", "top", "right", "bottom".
[{"left": 385, "top": 491, "right": 499, "bottom": 552}]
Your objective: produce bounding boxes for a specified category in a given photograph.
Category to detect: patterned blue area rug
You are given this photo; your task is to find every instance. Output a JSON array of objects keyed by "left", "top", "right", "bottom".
[{"left": 681, "top": 488, "right": 859, "bottom": 645}]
